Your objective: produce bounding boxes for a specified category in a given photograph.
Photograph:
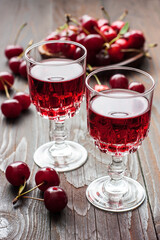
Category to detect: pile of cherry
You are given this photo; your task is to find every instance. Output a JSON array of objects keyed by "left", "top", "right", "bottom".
[
  {"left": 5, "top": 161, "right": 68, "bottom": 213},
  {"left": 41, "top": 9, "right": 146, "bottom": 66},
  {"left": 0, "top": 23, "right": 31, "bottom": 119}
]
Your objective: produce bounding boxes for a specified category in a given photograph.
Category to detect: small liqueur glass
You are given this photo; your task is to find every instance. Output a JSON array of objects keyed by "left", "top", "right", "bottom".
[
  {"left": 25, "top": 40, "right": 87, "bottom": 172},
  {"left": 85, "top": 66, "right": 155, "bottom": 212}
]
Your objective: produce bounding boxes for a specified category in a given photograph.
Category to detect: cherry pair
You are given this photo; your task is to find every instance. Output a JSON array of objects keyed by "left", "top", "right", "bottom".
[
  {"left": 0, "top": 71, "right": 31, "bottom": 118},
  {"left": 5, "top": 161, "right": 68, "bottom": 213},
  {"left": 4, "top": 23, "right": 28, "bottom": 78}
]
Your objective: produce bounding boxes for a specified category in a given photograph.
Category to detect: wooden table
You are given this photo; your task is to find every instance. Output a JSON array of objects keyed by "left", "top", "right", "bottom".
[{"left": 0, "top": 0, "right": 160, "bottom": 239}]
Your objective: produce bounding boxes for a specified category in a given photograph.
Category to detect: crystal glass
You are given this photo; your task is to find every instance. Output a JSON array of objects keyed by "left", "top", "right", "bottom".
[
  {"left": 25, "top": 40, "right": 87, "bottom": 172},
  {"left": 85, "top": 66, "right": 155, "bottom": 212}
]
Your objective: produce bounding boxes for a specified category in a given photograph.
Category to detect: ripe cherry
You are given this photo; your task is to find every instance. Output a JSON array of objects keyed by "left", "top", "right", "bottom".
[
  {"left": 108, "top": 43, "right": 124, "bottom": 63},
  {"left": 128, "top": 82, "right": 145, "bottom": 93},
  {"left": 73, "top": 47, "right": 84, "bottom": 60},
  {"left": 44, "top": 32, "right": 60, "bottom": 53},
  {"left": 111, "top": 20, "right": 125, "bottom": 33},
  {"left": 83, "top": 34, "right": 104, "bottom": 52},
  {"left": 1, "top": 99, "right": 22, "bottom": 118},
  {"left": 95, "top": 49, "right": 111, "bottom": 66},
  {"left": 94, "top": 84, "right": 110, "bottom": 91},
  {"left": 100, "top": 25, "right": 117, "bottom": 42},
  {"left": 124, "top": 30, "right": 145, "bottom": 49},
  {"left": 79, "top": 15, "right": 98, "bottom": 34},
  {"left": 109, "top": 74, "right": 129, "bottom": 89},
  {"left": 115, "top": 38, "right": 129, "bottom": 49},
  {"left": 0, "top": 72, "right": 14, "bottom": 91},
  {"left": 35, "top": 167, "right": 60, "bottom": 192},
  {"left": 44, "top": 186, "right": 68, "bottom": 212},
  {"left": 4, "top": 45, "right": 23, "bottom": 60},
  {"left": 19, "top": 60, "right": 27, "bottom": 78},
  {"left": 60, "top": 29, "right": 77, "bottom": 41},
  {"left": 13, "top": 92, "right": 31, "bottom": 110},
  {"left": 5, "top": 161, "right": 30, "bottom": 186},
  {"left": 97, "top": 18, "right": 109, "bottom": 28},
  {"left": 86, "top": 50, "right": 97, "bottom": 65},
  {"left": 9, "top": 57, "right": 22, "bottom": 74},
  {"left": 76, "top": 32, "right": 86, "bottom": 45}
]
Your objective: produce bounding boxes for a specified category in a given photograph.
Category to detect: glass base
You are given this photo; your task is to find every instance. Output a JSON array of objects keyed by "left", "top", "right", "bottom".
[
  {"left": 86, "top": 176, "right": 145, "bottom": 212},
  {"left": 34, "top": 141, "right": 87, "bottom": 172}
]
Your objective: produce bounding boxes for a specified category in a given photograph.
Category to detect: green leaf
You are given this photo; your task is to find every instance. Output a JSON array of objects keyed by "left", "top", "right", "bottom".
[{"left": 119, "top": 22, "right": 129, "bottom": 35}]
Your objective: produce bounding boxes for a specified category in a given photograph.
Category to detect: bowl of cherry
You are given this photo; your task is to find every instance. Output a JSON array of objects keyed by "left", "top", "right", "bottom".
[
  {"left": 38, "top": 9, "right": 152, "bottom": 69},
  {"left": 5, "top": 161, "right": 68, "bottom": 213}
]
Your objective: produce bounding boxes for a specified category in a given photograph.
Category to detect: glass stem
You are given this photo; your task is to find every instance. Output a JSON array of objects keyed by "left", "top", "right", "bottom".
[
  {"left": 103, "top": 156, "right": 128, "bottom": 199},
  {"left": 108, "top": 156, "right": 125, "bottom": 181},
  {"left": 52, "top": 121, "right": 67, "bottom": 148},
  {"left": 49, "top": 121, "right": 72, "bottom": 157}
]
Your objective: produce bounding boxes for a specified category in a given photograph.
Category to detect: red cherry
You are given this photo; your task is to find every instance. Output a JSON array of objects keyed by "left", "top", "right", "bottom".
[
  {"left": 108, "top": 43, "right": 124, "bottom": 63},
  {"left": 86, "top": 50, "right": 97, "bottom": 65},
  {"left": 44, "top": 186, "right": 68, "bottom": 212},
  {"left": 5, "top": 161, "right": 30, "bottom": 186},
  {"left": 109, "top": 74, "right": 129, "bottom": 89},
  {"left": 44, "top": 32, "right": 60, "bottom": 53},
  {"left": 115, "top": 38, "right": 129, "bottom": 49},
  {"left": 1, "top": 99, "right": 22, "bottom": 118},
  {"left": 19, "top": 60, "right": 27, "bottom": 78},
  {"left": 128, "top": 82, "right": 145, "bottom": 93},
  {"left": 124, "top": 30, "right": 145, "bottom": 49},
  {"left": 73, "top": 47, "right": 84, "bottom": 60},
  {"left": 79, "top": 15, "right": 98, "bottom": 34},
  {"left": 4, "top": 45, "right": 23, "bottom": 59},
  {"left": 83, "top": 34, "right": 104, "bottom": 52},
  {"left": 13, "top": 92, "right": 31, "bottom": 110},
  {"left": 100, "top": 25, "right": 117, "bottom": 42},
  {"left": 95, "top": 49, "right": 111, "bottom": 66},
  {"left": 94, "top": 84, "right": 110, "bottom": 91},
  {"left": 45, "top": 31, "right": 60, "bottom": 41},
  {"left": 60, "top": 29, "right": 77, "bottom": 41},
  {"left": 9, "top": 57, "right": 22, "bottom": 74},
  {"left": 35, "top": 167, "right": 60, "bottom": 192},
  {"left": 67, "top": 25, "right": 79, "bottom": 32},
  {"left": 111, "top": 20, "right": 125, "bottom": 33},
  {"left": 97, "top": 18, "right": 109, "bottom": 28},
  {"left": 76, "top": 32, "right": 86, "bottom": 45},
  {"left": 0, "top": 72, "right": 14, "bottom": 91}
]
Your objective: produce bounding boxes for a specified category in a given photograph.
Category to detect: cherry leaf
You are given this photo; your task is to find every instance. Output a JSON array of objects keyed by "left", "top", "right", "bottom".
[{"left": 119, "top": 22, "right": 129, "bottom": 35}]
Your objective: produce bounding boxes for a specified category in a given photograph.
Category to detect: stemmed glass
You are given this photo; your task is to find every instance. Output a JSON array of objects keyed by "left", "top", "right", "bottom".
[
  {"left": 85, "top": 66, "right": 155, "bottom": 212},
  {"left": 25, "top": 40, "right": 87, "bottom": 172}
]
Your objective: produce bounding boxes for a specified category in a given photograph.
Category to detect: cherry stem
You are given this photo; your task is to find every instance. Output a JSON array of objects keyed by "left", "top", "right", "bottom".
[
  {"left": 0, "top": 78, "right": 18, "bottom": 92},
  {"left": 12, "top": 181, "right": 44, "bottom": 204},
  {"left": 0, "top": 79, "right": 10, "bottom": 99},
  {"left": 69, "top": 15, "right": 90, "bottom": 35},
  {"left": 93, "top": 26, "right": 107, "bottom": 42},
  {"left": 148, "top": 43, "right": 158, "bottom": 48},
  {"left": 121, "top": 48, "right": 152, "bottom": 59},
  {"left": 14, "top": 22, "right": 27, "bottom": 45},
  {"left": 121, "top": 48, "right": 143, "bottom": 53},
  {"left": 18, "top": 39, "right": 33, "bottom": 59},
  {"left": 118, "top": 9, "right": 128, "bottom": 21},
  {"left": 101, "top": 6, "right": 110, "bottom": 24},
  {"left": 22, "top": 196, "right": 44, "bottom": 202},
  {"left": 87, "top": 64, "right": 101, "bottom": 85}
]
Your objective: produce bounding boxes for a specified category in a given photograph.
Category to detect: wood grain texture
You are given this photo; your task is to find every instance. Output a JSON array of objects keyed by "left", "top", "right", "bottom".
[{"left": 0, "top": 0, "right": 160, "bottom": 239}]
